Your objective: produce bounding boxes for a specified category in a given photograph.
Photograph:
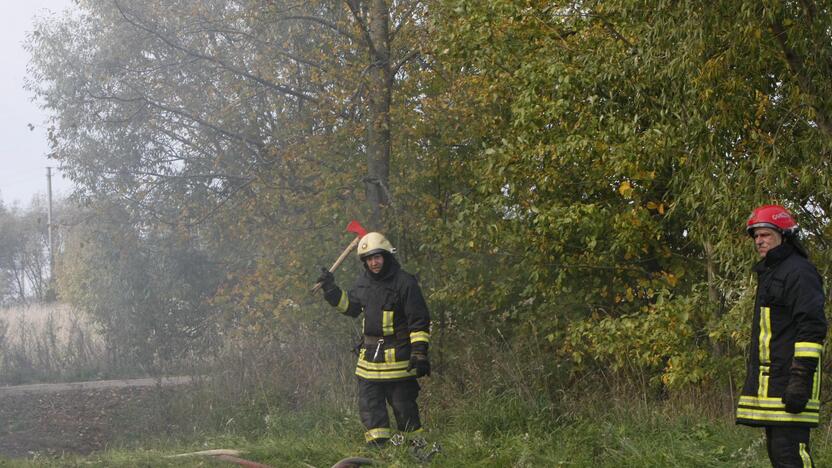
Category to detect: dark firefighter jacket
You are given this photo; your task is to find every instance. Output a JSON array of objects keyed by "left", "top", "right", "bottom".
[
  {"left": 736, "top": 242, "right": 827, "bottom": 427},
  {"left": 324, "top": 254, "right": 430, "bottom": 381}
]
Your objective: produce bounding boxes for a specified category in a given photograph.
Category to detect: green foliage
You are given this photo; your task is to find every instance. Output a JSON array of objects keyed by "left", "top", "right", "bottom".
[
  {"left": 57, "top": 201, "right": 223, "bottom": 370},
  {"left": 428, "top": 0, "right": 832, "bottom": 387},
  {"left": 23, "top": 0, "right": 832, "bottom": 402}
]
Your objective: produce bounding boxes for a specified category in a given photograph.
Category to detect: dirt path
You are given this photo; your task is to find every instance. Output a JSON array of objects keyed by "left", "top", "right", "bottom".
[
  {"left": 0, "top": 377, "right": 199, "bottom": 458},
  {"left": 0, "top": 376, "right": 196, "bottom": 396}
]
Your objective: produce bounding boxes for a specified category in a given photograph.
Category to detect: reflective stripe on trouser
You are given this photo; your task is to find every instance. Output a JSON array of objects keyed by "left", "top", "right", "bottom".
[
  {"left": 765, "top": 426, "right": 813, "bottom": 467},
  {"left": 358, "top": 378, "right": 422, "bottom": 438},
  {"left": 364, "top": 427, "right": 391, "bottom": 443}
]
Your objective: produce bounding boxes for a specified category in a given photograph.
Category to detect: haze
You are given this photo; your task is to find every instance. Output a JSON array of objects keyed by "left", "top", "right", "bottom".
[{"left": 0, "top": 0, "right": 74, "bottom": 206}]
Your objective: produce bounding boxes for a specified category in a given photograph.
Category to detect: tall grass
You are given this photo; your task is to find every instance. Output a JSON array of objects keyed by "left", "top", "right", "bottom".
[
  {"left": 0, "top": 306, "right": 826, "bottom": 466},
  {"left": 4, "top": 381, "right": 778, "bottom": 467},
  {"left": 0, "top": 303, "right": 106, "bottom": 384}
]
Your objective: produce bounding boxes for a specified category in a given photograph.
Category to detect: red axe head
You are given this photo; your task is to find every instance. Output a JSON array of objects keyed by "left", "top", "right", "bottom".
[{"left": 346, "top": 220, "right": 367, "bottom": 238}]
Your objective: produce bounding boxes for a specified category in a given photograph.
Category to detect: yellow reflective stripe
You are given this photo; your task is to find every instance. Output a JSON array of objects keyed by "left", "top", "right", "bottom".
[
  {"left": 736, "top": 408, "right": 819, "bottom": 424},
  {"left": 356, "top": 367, "right": 417, "bottom": 380},
  {"left": 410, "top": 331, "right": 430, "bottom": 344},
  {"left": 799, "top": 442, "right": 811, "bottom": 467},
  {"left": 739, "top": 395, "right": 820, "bottom": 410},
  {"left": 758, "top": 366, "right": 769, "bottom": 397},
  {"left": 813, "top": 364, "right": 822, "bottom": 400},
  {"left": 357, "top": 358, "right": 409, "bottom": 371},
  {"left": 795, "top": 342, "right": 823, "bottom": 358},
  {"left": 382, "top": 310, "right": 394, "bottom": 335},
  {"left": 385, "top": 348, "right": 396, "bottom": 363},
  {"left": 759, "top": 307, "right": 771, "bottom": 364},
  {"left": 337, "top": 291, "right": 349, "bottom": 313},
  {"left": 757, "top": 306, "right": 772, "bottom": 397},
  {"left": 365, "top": 427, "right": 392, "bottom": 442}
]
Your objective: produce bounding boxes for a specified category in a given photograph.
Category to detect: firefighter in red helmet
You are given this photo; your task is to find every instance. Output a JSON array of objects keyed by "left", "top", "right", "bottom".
[
  {"left": 737, "top": 205, "right": 827, "bottom": 467},
  {"left": 316, "top": 232, "right": 430, "bottom": 446}
]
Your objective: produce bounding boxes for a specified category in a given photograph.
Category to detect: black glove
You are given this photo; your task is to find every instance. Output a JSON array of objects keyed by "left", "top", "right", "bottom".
[
  {"left": 316, "top": 268, "right": 341, "bottom": 306},
  {"left": 783, "top": 360, "right": 814, "bottom": 414},
  {"left": 408, "top": 352, "right": 431, "bottom": 378},
  {"left": 316, "top": 268, "right": 336, "bottom": 292}
]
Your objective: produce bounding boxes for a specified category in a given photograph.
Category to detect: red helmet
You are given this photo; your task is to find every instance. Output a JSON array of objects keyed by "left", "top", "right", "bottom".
[{"left": 746, "top": 205, "right": 798, "bottom": 237}]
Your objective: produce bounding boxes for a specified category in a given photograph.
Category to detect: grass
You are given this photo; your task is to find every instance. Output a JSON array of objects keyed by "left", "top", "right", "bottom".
[
  {"left": 0, "top": 303, "right": 106, "bottom": 384},
  {"left": 0, "top": 383, "right": 796, "bottom": 467},
  {"left": 0, "top": 308, "right": 822, "bottom": 467}
]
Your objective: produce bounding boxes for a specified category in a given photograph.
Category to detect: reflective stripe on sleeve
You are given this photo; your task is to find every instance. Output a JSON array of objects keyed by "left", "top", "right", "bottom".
[
  {"left": 337, "top": 291, "right": 349, "bottom": 313},
  {"left": 410, "top": 331, "right": 430, "bottom": 344},
  {"left": 794, "top": 342, "right": 823, "bottom": 359}
]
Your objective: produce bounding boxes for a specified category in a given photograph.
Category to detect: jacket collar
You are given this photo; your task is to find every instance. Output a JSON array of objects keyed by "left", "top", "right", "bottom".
[
  {"left": 752, "top": 242, "right": 794, "bottom": 273},
  {"left": 364, "top": 253, "right": 400, "bottom": 282}
]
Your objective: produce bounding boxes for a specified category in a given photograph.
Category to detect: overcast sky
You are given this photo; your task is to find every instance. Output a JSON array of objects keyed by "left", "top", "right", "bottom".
[{"left": 0, "top": 1, "right": 75, "bottom": 207}]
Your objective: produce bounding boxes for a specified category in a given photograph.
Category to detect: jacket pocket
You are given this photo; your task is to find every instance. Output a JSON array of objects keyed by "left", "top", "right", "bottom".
[{"left": 764, "top": 278, "right": 786, "bottom": 306}]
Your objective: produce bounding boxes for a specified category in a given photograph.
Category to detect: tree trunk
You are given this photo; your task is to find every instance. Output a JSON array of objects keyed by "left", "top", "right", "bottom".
[{"left": 364, "top": 0, "right": 392, "bottom": 230}]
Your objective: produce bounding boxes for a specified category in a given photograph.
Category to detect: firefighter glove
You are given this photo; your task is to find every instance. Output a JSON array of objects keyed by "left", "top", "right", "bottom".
[
  {"left": 408, "top": 352, "right": 431, "bottom": 378},
  {"left": 782, "top": 360, "right": 814, "bottom": 414},
  {"left": 317, "top": 268, "right": 336, "bottom": 292},
  {"left": 316, "top": 268, "right": 341, "bottom": 307}
]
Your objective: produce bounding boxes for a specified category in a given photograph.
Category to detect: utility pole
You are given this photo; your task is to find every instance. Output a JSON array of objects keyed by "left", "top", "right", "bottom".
[{"left": 46, "top": 167, "right": 54, "bottom": 279}]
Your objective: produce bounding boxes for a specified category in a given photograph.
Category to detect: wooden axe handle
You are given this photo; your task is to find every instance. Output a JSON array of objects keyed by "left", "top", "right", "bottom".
[{"left": 311, "top": 236, "right": 361, "bottom": 293}]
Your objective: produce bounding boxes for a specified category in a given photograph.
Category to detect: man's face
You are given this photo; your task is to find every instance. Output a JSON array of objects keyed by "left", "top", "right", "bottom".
[
  {"left": 752, "top": 227, "right": 783, "bottom": 258},
  {"left": 365, "top": 253, "right": 384, "bottom": 274}
]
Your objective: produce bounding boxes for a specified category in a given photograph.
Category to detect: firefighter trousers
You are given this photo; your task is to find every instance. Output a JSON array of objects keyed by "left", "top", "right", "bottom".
[
  {"left": 765, "top": 426, "right": 813, "bottom": 467},
  {"left": 358, "top": 378, "right": 421, "bottom": 444}
]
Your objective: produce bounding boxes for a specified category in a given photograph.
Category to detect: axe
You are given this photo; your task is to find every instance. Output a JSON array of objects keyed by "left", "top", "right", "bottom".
[{"left": 311, "top": 220, "right": 368, "bottom": 293}]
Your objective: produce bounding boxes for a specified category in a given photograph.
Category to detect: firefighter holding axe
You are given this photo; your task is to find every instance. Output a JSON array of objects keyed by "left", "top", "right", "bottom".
[{"left": 315, "top": 222, "right": 431, "bottom": 447}]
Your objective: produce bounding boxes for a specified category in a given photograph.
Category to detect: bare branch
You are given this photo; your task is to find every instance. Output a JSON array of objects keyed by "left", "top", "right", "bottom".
[
  {"left": 392, "top": 49, "right": 420, "bottom": 76},
  {"left": 277, "top": 15, "right": 358, "bottom": 43},
  {"left": 390, "top": 1, "right": 422, "bottom": 41},
  {"left": 770, "top": 19, "right": 832, "bottom": 137},
  {"left": 113, "top": 0, "right": 319, "bottom": 105},
  {"left": 345, "top": 0, "right": 376, "bottom": 57}
]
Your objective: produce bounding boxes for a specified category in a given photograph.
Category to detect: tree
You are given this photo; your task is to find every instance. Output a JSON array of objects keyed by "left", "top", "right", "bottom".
[
  {"left": 57, "top": 200, "right": 222, "bottom": 370},
  {"left": 428, "top": 0, "right": 832, "bottom": 386},
  {"left": 27, "top": 0, "right": 432, "bottom": 361},
  {"left": 27, "top": 0, "right": 428, "bottom": 230},
  {"left": 0, "top": 199, "right": 55, "bottom": 304}
]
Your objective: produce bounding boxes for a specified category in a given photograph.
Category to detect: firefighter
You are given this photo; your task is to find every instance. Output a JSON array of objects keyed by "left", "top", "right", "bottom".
[
  {"left": 316, "top": 232, "right": 431, "bottom": 446},
  {"left": 736, "top": 205, "right": 827, "bottom": 467}
]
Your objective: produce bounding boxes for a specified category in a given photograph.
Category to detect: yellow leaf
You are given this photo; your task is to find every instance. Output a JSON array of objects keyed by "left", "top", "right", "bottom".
[{"left": 618, "top": 180, "right": 632, "bottom": 197}]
